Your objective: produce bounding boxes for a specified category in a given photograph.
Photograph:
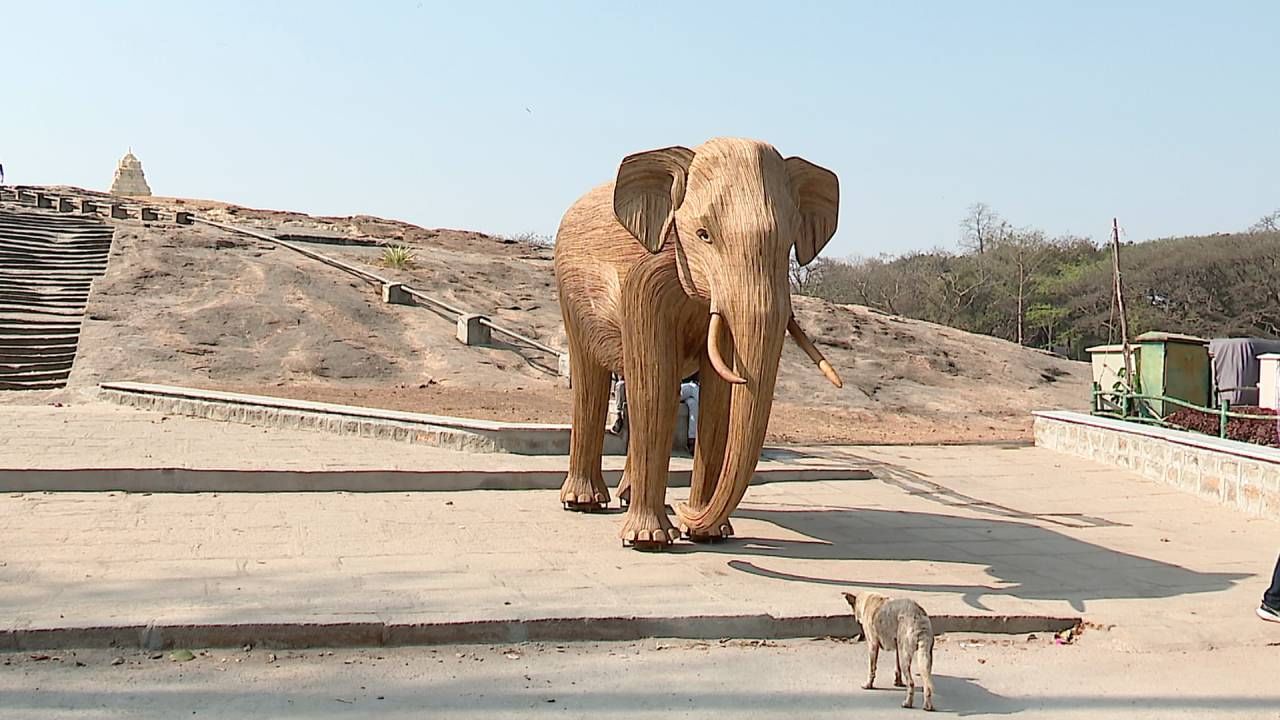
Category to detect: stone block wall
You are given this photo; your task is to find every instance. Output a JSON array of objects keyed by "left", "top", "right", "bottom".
[{"left": 1034, "top": 411, "right": 1280, "bottom": 520}]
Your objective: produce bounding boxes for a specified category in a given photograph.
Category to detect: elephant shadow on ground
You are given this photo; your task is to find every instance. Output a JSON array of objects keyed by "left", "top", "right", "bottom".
[
  {"left": 691, "top": 504, "right": 1249, "bottom": 612},
  {"left": 677, "top": 449, "right": 1250, "bottom": 612}
]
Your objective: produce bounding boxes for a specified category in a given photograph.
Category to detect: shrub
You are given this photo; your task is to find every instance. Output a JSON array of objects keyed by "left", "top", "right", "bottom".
[
  {"left": 381, "top": 244, "right": 415, "bottom": 269},
  {"left": 501, "top": 231, "right": 554, "bottom": 248},
  {"left": 1165, "top": 405, "right": 1279, "bottom": 447}
]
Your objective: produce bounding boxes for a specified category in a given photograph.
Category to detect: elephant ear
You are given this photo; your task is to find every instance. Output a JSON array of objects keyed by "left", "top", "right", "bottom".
[
  {"left": 785, "top": 156, "right": 839, "bottom": 266},
  {"left": 613, "top": 146, "right": 695, "bottom": 253}
]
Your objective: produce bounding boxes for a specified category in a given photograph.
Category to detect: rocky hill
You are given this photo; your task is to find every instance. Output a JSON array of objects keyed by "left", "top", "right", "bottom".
[{"left": 6, "top": 188, "right": 1090, "bottom": 444}]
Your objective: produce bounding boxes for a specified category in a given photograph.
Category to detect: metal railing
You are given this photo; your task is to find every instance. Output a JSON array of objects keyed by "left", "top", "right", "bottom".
[
  {"left": 193, "top": 217, "right": 566, "bottom": 365},
  {"left": 1091, "top": 382, "right": 1278, "bottom": 438}
]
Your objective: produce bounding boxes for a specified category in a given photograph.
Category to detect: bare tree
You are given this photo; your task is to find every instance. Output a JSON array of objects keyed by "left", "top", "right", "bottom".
[
  {"left": 1250, "top": 209, "right": 1280, "bottom": 234},
  {"left": 990, "top": 228, "right": 1055, "bottom": 345},
  {"left": 960, "top": 202, "right": 1006, "bottom": 255},
  {"left": 788, "top": 254, "right": 828, "bottom": 295}
]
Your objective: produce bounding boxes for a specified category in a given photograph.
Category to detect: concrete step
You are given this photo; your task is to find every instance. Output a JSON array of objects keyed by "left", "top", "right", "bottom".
[
  {"left": 0, "top": 243, "right": 110, "bottom": 256},
  {"left": 0, "top": 336, "right": 79, "bottom": 348},
  {"left": 0, "top": 217, "right": 110, "bottom": 234},
  {"left": 0, "top": 351, "right": 77, "bottom": 364},
  {"left": 0, "top": 276, "right": 93, "bottom": 288},
  {"left": 0, "top": 262, "right": 106, "bottom": 273},
  {"left": 0, "top": 315, "right": 80, "bottom": 325},
  {"left": 0, "top": 231, "right": 113, "bottom": 248},
  {"left": 0, "top": 299, "right": 89, "bottom": 311},
  {"left": 0, "top": 323, "right": 82, "bottom": 334},
  {"left": 0, "top": 308, "right": 85, "bottom": 321},
  {"left": 0, "top": 208, "right": 107, "bottom": 223},
  {"left": 0, "top": 297, "right": 88, "bottom": 311},
  {"left": 0, "top": 264, "right": 106, "bottom": 275},
  {"left": 0, "top": 259, "right": 105, "bottom": 269},
  {"left": 0, "top": 288, "right": 89, "bottom": 298},
  {"left": 0, "top": 265, "right": 103, "bottom": 275},
  {"left": 0, "top": 342, "right": 80, "bottom": 352},
  {"left": 0, "top": 228, "right": 112, "bottom": 240},
  {"left": 0, "top": 255, "right": 108, "bottom": 268},
  {"left": 0, "top": 237, "right": 111, "bottom": 252},
  {"left": 0, "top": 319, "right": 82, "bottom": 330},
  {"left": 0, "top": 212, "right": 112, "bottom": 227},
  {"left": 0, "top": 308, "right": 87, "bottom": 321},
  {"left": 0, "top": 261, "right": 107, "bottom": 272},
  {"left": 0, "top": 358, "right": 73, "bottom": 372},
  {"left": 0, "top": 226, "right": 112, "bottom": 239},
  {"left": 0, "top": 367, "right": 71, "bottom": 382},
  {"left": 0, "top": 270, "right": 103, "bottom": 281},
  {"left": 0, "top": 235, "right": 110, "bottom": 245},
  {"left": 0, "top": 379, "right": 67, "bottom": 390}
]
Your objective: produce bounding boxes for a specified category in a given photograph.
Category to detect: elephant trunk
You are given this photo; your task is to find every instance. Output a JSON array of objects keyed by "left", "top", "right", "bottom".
[{"left": 678, "top": 292, "right": 788, "bottom": 533}]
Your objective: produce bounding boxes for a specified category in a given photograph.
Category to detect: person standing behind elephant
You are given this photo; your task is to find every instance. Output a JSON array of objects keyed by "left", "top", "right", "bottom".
[
  {"left": 679, "top": 375, "right": 699, "bottom": 453},
  {"left": 608, "top": 374, "right": 698, "bottom": 452},
  {"left": 608, "top": 375, "right": 628, "bottom": 435}
]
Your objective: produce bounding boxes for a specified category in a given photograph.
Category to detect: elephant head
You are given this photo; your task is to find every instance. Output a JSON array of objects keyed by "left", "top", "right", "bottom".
[{"left": 612, "top": 137, "right": 842, "bottom": 533}]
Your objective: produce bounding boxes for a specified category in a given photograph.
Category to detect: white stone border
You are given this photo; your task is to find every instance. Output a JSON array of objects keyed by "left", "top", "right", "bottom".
[
  {"left": 1033, "top": 410, "right": 1280, "bottom": 520},
  {"left": 99, "top": 381, "right": 615, "bottom": 456}
]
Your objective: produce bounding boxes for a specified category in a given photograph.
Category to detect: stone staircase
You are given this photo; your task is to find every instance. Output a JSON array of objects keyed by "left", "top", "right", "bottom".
[{"left": 0, "top": 209, "right": 113, "bottom": 390}]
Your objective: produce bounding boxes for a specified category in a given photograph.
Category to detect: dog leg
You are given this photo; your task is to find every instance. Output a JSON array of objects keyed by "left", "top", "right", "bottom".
[
  {"left": 900, "top": 647, "right": 915, "bottom": 709},
  {"left": 862, "top": 640, "right": 879, "bottom": 690},
  {"left": 893, "top": 639, "right": 905, "bottom": 687},
  {"left": 919, "top": 642, "right": 935, "bottom": 712}
]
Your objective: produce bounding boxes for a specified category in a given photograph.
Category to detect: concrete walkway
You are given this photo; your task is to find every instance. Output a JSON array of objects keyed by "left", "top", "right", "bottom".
[
  {"left": 0, "top": 404, "right": 860, "bottom": 491},
  {"left": 1, "top": 403, "right": 1278, "bottom": 653}
]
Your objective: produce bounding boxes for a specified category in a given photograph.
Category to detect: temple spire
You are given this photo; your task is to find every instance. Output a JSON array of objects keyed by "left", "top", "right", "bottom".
[{"left": 109, "top": 149, "right": 152, "bottom": 197}]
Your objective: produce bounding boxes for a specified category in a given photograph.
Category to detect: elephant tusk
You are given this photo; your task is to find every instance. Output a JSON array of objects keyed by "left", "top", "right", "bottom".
[
  {"left": 787, "top": 316, "right": 843, "bottom": 388},
  {"left": 707, "top": 312, "right": 747, "bottom": 385}
]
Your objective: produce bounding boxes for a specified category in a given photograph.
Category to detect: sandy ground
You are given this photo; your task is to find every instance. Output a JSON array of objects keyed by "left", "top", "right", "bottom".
[
  {"left": 3, "top": 637, "right": 1278, "bottom": 719},
  {"left": 4, "top": 190, "right": 1089, "bottom": 443}
]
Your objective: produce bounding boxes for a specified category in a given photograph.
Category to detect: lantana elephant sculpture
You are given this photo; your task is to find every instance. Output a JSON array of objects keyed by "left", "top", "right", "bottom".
[{"left": 554, "top": 137, "right": 842, "bottom": 548}]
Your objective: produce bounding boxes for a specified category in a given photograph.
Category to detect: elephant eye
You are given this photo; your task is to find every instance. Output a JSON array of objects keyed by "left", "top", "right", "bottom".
[{"left": 696, "top": 228, "right": 711, "bottom": 242}]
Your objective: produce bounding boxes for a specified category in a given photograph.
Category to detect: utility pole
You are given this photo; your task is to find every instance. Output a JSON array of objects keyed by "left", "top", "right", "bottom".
[{"left": 1111, "top": 218, "right": 1134, "bottom": 391}]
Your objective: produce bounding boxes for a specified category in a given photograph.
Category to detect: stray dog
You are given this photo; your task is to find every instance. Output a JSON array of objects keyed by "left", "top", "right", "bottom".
[{"left": 843, "top": 591, "right": 935, "bottom": 711}]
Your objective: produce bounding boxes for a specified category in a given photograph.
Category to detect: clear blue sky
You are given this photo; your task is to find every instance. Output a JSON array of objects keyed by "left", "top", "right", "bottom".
[{"left": 5, "top": 1, "right": 1277, "bottom": 257}]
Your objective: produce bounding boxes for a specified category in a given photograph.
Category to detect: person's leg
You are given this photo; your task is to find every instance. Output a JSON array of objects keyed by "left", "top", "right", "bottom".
[
  {"left": 1258, "top": 554, "right": 1280, "bottom": 622},
  {"left": 1264, "top": 554, "right": 1280, "bottom": 610},
  {"left": 680, "top": 383, "right": 698, "bottom": 451},
  {"left": 681, "top": 385, "right": 698, "bottom": 438},
  {"left": 616, "top": 379, "right": 627, "bottom": 431}
]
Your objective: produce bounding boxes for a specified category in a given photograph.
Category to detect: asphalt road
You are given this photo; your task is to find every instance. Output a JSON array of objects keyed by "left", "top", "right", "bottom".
[{"left": 2, "top": 635, "right": 1278, "bottom": 719}]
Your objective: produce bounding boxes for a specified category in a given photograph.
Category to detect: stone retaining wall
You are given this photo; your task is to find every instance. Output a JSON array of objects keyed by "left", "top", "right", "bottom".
[
  {"left": 99, "top": 382, "right": 697, "bottom": 457},
  {"left": 1034, "top": 411, "right": 1280, "bottom": 520}
]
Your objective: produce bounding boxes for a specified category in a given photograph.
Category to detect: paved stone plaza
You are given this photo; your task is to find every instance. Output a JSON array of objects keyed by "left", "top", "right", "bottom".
[{"left": 2, "top": 402, "right": 1278, "bottom": 655}]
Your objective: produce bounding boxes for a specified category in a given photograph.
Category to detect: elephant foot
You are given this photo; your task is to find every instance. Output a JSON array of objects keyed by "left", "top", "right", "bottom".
[
  {"left": 674, "top": 503, "right": 733, "bottom": 541},
  {"left": 682, "top": 519, "right": 734, "bottom": 543},
  {"left": 560, "top": 475, "right": 609, "bottom": 512},
  {"left": 619, "top": 508, "right": 679, "bottom": 550}
]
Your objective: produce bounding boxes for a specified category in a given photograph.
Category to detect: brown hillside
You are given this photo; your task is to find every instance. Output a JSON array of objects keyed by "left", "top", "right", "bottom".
[{"left": 10, "top": 189, "right": 1090, "bottom": 444}]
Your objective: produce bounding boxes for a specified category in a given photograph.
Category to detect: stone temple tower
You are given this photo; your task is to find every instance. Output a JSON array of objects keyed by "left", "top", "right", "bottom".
[{"left": 109, "top": 149, "right": 152, "bottom": 197}]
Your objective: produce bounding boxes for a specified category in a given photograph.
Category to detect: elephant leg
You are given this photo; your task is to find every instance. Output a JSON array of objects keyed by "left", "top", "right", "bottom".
[
  {"left": 559, "top": 339, "right": 611, "bottom": 511},
  {"left": 617, "top": 260, "right": 682, "bottom": 549},
  {"left": 682, "top": 346, "right": 733, "bottom": 542}
]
